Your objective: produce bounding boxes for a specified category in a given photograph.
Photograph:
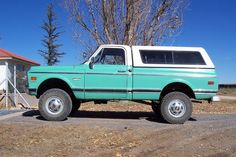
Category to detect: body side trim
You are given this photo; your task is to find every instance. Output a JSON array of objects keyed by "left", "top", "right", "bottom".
[
  {"left": 29, "top": 72, "right": 84, "bottom": 74},
  {"left": 133, "top": 73, "right": 216, "bottom": 78},
  {"left": 86, "top": 72, "right": 129, "bottom": 76},
  {"left": 132, "top": 89, "right": 161, "bottom": 92},
  {"left": 194, "top": 90, "right": 218, "bottom": 93},
  {"left": 72, "top": 88, "right": 161, "bottom": 93}
]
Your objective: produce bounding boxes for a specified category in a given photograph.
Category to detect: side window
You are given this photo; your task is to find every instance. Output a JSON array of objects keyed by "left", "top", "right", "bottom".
[
  {"left": 173, "top": 51, "right": 206, "bottom": 65},
  {"left": 140, "top": 50, "right": 206, "bottom": 65},
  {"left": 140, "top": 50, "right": 172, "bottom": 64},
  {"left": 95, "top": 48, "right": 125, "bottom": 65}
]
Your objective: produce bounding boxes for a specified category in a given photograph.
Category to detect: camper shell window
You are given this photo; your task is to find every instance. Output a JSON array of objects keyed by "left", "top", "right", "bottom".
[{"left": 140, "top": 50, "right": 206, "bottom": 65}]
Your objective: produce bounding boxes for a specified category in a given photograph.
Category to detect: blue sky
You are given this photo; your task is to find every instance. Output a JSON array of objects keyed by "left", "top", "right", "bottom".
[{"left": 0, "top": 0, "right": 235, "bottom": 83}]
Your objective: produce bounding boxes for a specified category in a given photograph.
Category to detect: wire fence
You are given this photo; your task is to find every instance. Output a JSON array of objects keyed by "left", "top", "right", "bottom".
[{"left": 0, "top": 62, "right": 30, "bottom": 109}]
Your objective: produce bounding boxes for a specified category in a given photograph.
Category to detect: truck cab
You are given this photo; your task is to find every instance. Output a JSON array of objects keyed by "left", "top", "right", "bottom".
[{"left": 27, "top": 44, "right": 219, "bottom": 124}]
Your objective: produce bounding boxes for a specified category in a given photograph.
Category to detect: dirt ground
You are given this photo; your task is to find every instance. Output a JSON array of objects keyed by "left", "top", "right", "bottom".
[{"left": 0, "top": 100, "right": 236, "bottom": 157}]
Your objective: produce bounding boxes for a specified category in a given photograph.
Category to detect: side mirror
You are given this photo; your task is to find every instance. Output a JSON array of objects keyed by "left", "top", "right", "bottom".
[{"left": 89, "top": 57, "right": 94, "bottom": 69}]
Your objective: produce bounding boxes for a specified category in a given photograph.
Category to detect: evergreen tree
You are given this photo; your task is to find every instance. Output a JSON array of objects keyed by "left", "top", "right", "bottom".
[{"left": 39, "top": 3, "right": 64, "bottom": 65}]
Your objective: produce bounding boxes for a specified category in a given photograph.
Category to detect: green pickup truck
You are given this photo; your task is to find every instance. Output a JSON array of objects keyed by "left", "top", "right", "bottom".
[{"left": 27, "top": 45, "right": 219, "bottom": 124}]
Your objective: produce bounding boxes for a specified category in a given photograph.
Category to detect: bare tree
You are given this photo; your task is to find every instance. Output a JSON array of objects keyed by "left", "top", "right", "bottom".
[
  {"left": 64, "top": 0, "right": 187, "bottom": 58},
  {"left": 39, "top": 3, "right": 65, "bottom": 65}
]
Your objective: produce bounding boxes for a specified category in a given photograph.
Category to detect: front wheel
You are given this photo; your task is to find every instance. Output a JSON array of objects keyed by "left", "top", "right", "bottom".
[
  {"left": 39, "top": 88, "right": 72, "bottom": 121},
  {"left": 70, "top": 100, "right": 81, "bottom": 115},
  {"left": 160, "top": 92, "right": 192, "bottom": 124}
]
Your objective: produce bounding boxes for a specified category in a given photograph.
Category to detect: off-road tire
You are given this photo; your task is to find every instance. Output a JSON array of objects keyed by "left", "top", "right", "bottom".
[
  {"left": 70, "top": 100, "right": 81, "bottom": 115},
  {"left": 151, "top": 101, "right": 161, "bottom": 115},
  {"left": 39, "top": 88, "right": 72, "bottom": 121},
  {"left": 160, "top": 92, "right": 192, "bottom": 124}
]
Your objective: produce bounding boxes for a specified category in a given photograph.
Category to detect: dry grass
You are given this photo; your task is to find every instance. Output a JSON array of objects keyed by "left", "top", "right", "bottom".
[
  {"left": 1, "top": 99, "right": 235, "bottom": 115},
  {"left": 193, "top": 100, "right": 236, "bottom": 114},
  {"left": 79, "top": 100, "right": 236, "bottom": 115},
  {"left": 219, "top": 87, "right": 236, "bottom": 96}
]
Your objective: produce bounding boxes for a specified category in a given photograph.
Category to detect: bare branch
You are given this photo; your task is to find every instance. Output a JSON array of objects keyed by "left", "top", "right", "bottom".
[
  {"left": 64, "top": 0, "right": 188, "bottom": 58},
  {"left": 86, "top": 0, "right": 104, "bottom": 45},
  {"left": 109, "top": 0, "right": 119, "bottom": 44}
]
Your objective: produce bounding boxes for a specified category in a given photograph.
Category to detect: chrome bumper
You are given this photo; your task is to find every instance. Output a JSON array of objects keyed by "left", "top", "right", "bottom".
[
  {"left": 211, "top": 96, "right": 220, "bottom": 102},
  {"left": 27, "top": 88, "right": 37, "bottom": 96}
]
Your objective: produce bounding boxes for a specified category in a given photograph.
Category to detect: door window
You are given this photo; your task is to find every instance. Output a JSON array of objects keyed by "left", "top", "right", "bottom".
[{"left": 95, "top": 48, "right": 125, "bottom": 65}]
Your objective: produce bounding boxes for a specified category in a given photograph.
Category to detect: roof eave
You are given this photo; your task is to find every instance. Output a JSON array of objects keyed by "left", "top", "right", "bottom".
[{"left": 0, "top": 57, "right": 40, "bottom": 66}]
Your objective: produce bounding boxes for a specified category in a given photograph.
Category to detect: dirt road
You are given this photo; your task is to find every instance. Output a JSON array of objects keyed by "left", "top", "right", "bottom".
[
  {"left": 220, "top": 95, "right": 236, "bottom": 101},
  {"left": 0, "top": 108, "right": 236, "bottom": 157}
]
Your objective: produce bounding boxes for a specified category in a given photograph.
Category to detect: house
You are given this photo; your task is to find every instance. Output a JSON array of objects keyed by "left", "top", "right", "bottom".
[{"left": 0, "top": 48, "right": 40, "bottom": 93}]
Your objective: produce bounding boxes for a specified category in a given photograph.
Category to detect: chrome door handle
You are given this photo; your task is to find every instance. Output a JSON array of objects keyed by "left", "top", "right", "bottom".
[{"left": 117, "top": 70, "right": 126, "bottom": 73}]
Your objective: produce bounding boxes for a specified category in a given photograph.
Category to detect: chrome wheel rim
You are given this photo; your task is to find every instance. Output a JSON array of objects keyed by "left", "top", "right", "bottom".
[
  {"left": 45, "top": 97, "right": 64, "bottom": 115},
  {"left": 168, "top": 99, "right": 186, "bottom": 118}
]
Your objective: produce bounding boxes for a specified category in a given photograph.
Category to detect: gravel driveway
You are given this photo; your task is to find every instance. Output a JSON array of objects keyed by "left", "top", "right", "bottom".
[{"left": 0, "top": 109, "right": 236, "bottom": 157}]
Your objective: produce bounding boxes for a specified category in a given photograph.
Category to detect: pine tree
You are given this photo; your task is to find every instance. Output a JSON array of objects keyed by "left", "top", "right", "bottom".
[{"left": 39, "top": 3, "right": 64, "bottom": 65}]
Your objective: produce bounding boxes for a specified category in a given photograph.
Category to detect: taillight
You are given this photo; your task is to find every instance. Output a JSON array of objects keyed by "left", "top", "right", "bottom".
[{"left": 208, "top": 81, "right": 214, "bottom": 85}]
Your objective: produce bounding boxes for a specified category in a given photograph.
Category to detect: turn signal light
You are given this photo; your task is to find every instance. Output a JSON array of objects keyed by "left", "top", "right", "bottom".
[
  {"left": 31, "top": 77, "right": 37, "bottom": 81},
  {"left": 208, "top": 81, "right": 214, "bottom": 85}
]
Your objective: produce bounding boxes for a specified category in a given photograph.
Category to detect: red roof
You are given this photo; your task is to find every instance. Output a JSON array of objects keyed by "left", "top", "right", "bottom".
[{"left": 0, "top": 48, "right": 40, "bottom": 65}]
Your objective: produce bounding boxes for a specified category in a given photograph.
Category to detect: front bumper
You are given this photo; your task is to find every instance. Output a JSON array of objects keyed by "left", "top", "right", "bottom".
[{"left": 26, "top": 88, "right": 37, "bottom": 96}]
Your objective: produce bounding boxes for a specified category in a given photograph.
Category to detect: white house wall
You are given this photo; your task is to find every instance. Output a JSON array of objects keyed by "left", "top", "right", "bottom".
[
  {"left": 0, "top": 59, "right": 35, "bottom": 92},
  {"left": 0, "top": 65, "right": 6, "bottom": 90}
]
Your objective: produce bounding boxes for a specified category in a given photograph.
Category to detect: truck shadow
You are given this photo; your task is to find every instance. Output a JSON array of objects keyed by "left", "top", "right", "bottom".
[
  {"left": 70, "top": 110, "right": 167, "bottom": 123},
  {"left": 22, "top": 110, "right": 196, "bottom": 123}
]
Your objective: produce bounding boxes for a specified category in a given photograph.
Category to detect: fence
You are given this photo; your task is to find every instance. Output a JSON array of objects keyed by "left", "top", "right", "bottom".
[{"left": 0, "top": 62, "right": 30, "bottom": 109}]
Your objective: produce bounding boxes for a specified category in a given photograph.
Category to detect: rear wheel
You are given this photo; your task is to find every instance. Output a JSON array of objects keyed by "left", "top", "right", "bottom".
[
  {"left": 160, "top": 92, "right": 192, "bottom": 124},
  {"left": 39, "top": 88, "right": 72, "bottom": 121}
]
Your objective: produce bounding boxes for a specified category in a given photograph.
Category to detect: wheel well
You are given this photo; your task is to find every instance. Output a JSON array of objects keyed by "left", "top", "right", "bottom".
[
  {"left": 160, "top": 82, "right": 195, "bottom": 100},
  {"left": 37, "top": 78, "right": 75, "bottom": 100}
]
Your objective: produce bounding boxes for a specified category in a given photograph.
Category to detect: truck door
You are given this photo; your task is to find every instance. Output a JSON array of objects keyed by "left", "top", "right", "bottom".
[{"left": 85, "top": 47, "right": 128, "bottom": 99}]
